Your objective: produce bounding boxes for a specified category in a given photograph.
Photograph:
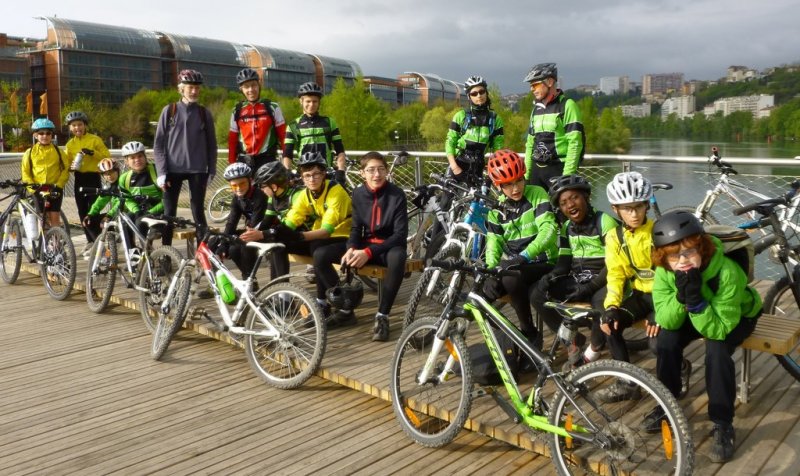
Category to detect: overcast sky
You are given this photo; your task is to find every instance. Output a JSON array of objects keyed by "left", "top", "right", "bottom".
[{"left": 4, "top": 0, "right": 799, "bottom": 94}]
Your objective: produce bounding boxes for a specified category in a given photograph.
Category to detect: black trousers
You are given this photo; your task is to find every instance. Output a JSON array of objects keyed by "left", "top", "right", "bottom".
[
  {"left": 483, "top": 262, "right": 553, "bottom": 342},
  {"left": 366, "top": 246, "right": 407, "bottom": 315},
  {"left": 605, "top": 290, "right": 655, "bottom": 362},
  {"left": 530, "top": 274, "right": 607, "bottom": 350},
  {"left": 272, "top": 237, "right": 347, "bottom": 300},
  {"left": 162, "top": 172, "right": 209, "bottom": 246},
  {"left": 74, "top": 171, "right": 101, "bottom": 241},
  {"left": 656, "top": 315, "right": 757, "bottom": 424},
  {"left": 527, "top": 161, "right": 564, "bottom": 190}
]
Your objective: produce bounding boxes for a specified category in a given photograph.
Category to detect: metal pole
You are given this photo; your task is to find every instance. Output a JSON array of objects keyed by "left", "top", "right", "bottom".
[{"left": 0, "top": 103, "right": 5, "bottom": 153}]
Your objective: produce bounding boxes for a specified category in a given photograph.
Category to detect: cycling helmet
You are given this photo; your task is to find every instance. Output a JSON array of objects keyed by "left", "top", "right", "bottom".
[
  {"left": 121, "top": 141, "right": 146, "bottom": 157},
  {"left": 297, "top": 82, "right": 323, "bottom": 97},
  {"left": 223, "top": 162, "right": 253, "bottom": 181},
  {"left": 97, "top": 158, "right": 119, "bottom": 173},
  {"left": 548, "top": 175, "right": 592, "bottom": 207},
  {"left": 236, "top": 68, "right": 260, "bottom": 85},
  {"left": 464, "top": 75, "right": 487, "bottom": 92},
  {"left": 178, "top": 69, "right": 204, "bottom": 85},
  {"left": 254, "top": 161, "right": 289, "bottom": 188},
  {"left": 652, "top": 210, "right": 704, "bottom": 248},
  {"left": 487, "top": 149, "right": 526, "bottom": 186},
  {"left": 523, "top": 62, "right": 558, "bottom": 83},
  {"left": 65, "top": 111, "right": 89, "bottom": 125},
  {"left": 297, "top": 151, "right": 327, "bottom": 169},
  {"left": 31, "top": 118, "right": 55, "bottom": 132},
  {"left": 325, "top": 269, "right": 364, "bottom": 310},
  {"left": 606, "top": 171, "right": 653, "bottom": 205}
]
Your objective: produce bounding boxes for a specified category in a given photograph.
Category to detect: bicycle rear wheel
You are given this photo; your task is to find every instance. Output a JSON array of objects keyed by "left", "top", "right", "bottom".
[
  {"left": 548, "top": 360, "right": 694, "bottom": 476},
  {"left": 390, "top": 317, "right": 472, "bottom": 447},
  {"left": 86, "top": 230, "right": 118, "bottom": 313},
  {"left": 138, "top": 246, "right": 184, "bottom": 333},
  {"left": 40, "top": 226, "right": 76, "bottom": 301},
  {"left": 0, "top": 217, "right": 23, "bottom": 284},
  {"left": 207, "top": 186, "right": 234, "bottom": 223},
  {"left": 243, "top": 282, "right": 326, "bottom": 389},
  {"left": 403, "top": 243, "right": 467, "bottom": 330},
  {"left": 763, "top": 275, "right": 800, "bottom": 381},
  {"left": 151, "top": 264, "right": 193, "bottom": 360}
]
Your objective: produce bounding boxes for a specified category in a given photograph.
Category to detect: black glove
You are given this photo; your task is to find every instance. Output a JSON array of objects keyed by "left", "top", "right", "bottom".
[
  {"left": 535, "top": 272, "right": 558, "bottom": 295},
  {"left": 563, "top": 282, "right": 595, "bottom": 303},
  {"left": 334, "top": 169, "right": 346, "bottom": 185},
  {"left": 677, "top": 268, "right": 705, "bottom": 309},
  {"left": 674, "top": 271, "right": 688, "bottom": 304},
  {"left": 500, "top": 255, "right": 528, "bottom": 269},
  {"left": 274, "top": 223, "right": 304, "bottom": 243},
  {"left": 601, "top": 308, "right": 624, "bottom": 327},
  {"left": 49, "top": 186, "right": 63, "bottom": 199},
  {"left": 262, "top": 228, "right": 278, "bottom": 243},
  {"left": 216, "top": 241, "right": 230, "bottom": 259},
  {"left": 451, "top": 168, "right": 466, "bottom": 182},
  {"left": 81, "top": 148, "right": 95, "bottom": 156}
]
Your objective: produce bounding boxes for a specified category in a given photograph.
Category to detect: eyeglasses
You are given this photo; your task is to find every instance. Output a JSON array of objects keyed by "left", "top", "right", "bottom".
[
  {"left": 616, "top": 203, "right": 647, "bottom": 214},
  {"left": 469, "top": 89, "right": 487, "bottom": 97},
  {"left": 666, "top": 248, "right": 699, "bottom": 262},
  {"left": 363, "top": 166, "right": 387, "bottom": 175},
  {"left": 229, "top": 181, "right": 249, "bottom": 190},
  {"left": 500, "top": 179, "right": 524, "bottom": 191},
  {"left": 36, "top": 131, "right": 54, "bottom": 136},
  {"left": 302, "top": 172, "right": 325, "bottom": 181}
]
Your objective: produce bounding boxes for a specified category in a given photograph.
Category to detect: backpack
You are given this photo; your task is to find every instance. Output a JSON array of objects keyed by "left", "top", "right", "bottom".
[
  {"left": 703, "top": 224, "right": 755, "bottom": 290},
  {"left": 468, "top": 330, "right": 518, "bottom": 386},
  {"left": 460, "top": 109, "right": 497, "bottom": 138}
]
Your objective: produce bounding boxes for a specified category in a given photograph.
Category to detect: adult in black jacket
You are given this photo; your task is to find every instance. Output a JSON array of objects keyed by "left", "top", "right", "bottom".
[{"left": 340, "top": 151, "right": 408, "bottom": 341}]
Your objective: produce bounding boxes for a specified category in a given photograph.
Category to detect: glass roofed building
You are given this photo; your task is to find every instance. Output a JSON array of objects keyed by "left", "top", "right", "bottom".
[
  {"left": 311, "top": 55, "right": 362, "bottom": 94},
  {"left": 245, "top": 46, "right": 316, "bottom": 97},
  {"left": 158, "top": 32, "right": 249, "bottom": 89}
]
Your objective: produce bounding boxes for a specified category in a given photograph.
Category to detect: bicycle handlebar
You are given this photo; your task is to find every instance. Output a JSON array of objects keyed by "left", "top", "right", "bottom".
[
  {"left": 430, "top": 258, "right": 522, "bottom": 279},
  {"left": 429, "top": 172, "right": 518, "bottom": 214},
  {"left": 709, "top": 146, "right": 737, "bottom": 174},
  {"left": 79, "top": 187, "right": 153, "bottom": 204}
]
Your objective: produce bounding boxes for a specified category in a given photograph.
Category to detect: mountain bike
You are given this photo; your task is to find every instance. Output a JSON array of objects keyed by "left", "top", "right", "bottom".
[
  {"left": 0, "top": 180, "right": 76, "bottom": 300},
  {"left": 150, "top": 216, "right": 326, "bottom": 389},
  {"left": 390, "top": 259, "right": 694, "bottom": 475},
  {"left": 79, "top": 186, "right": 181, "bottom": 315}
]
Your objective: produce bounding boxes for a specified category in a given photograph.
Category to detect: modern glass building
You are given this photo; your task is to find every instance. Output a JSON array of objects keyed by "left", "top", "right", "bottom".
[
  {"left": 159, "top": 32, "right": 249, "bottom": 89},
  {"left": 246, "top": 46, "right": 316, "bottom": 97},
  {"left": 0, "top": 34, "right": 32, "bottom": 89},
  {"left": 311, "top": 55, "right": 361, "bottom": 94}
]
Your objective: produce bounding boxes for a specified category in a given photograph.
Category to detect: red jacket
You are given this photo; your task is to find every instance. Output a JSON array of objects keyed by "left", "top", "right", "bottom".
[{"left": 228, "top": 100, "right": 286, "bottom": 163}]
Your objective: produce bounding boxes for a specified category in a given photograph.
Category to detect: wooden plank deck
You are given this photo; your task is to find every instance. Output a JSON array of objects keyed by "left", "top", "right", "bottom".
[{"left": 4, "top": 231, "right": 800, "bottom": 474}]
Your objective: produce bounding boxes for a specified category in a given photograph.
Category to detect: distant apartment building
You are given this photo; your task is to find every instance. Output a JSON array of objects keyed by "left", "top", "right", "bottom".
[
  {"left": 703, "top": 94, "right": 774, "bottom": 119},
  {"left": 726, "top": 65, "right": 758, "bottom": 82},
  {"left": 642, "top": 72, "right": 684, "bottom": 96},
  {"left": 620, "top": 103, "right": 651, "bottom": 118},
  {"left": 0, "top": 34, "right": 31, "bottom": 89},
  {"left": 661, "top": 95, "right": 695, "bottom": 120},
  {"left": 599, "top": 76, "right": 631, "bottom": 95}
]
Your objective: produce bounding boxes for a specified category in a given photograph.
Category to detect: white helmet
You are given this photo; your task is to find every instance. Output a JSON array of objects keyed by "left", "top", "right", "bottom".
[
  {"left": 606, "top": 171, "right": 653, "bottom": 205},
  {"left": 122, "top": 141, "right": 146, "bottom": 157}
]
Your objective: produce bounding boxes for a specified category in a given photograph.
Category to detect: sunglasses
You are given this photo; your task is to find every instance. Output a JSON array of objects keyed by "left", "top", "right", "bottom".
[
  {"left": 469, "top": 89, "right": 487, "bottom": 97},
  {"left": 36, "top": 131, "right": 54, "bottom": 136}
]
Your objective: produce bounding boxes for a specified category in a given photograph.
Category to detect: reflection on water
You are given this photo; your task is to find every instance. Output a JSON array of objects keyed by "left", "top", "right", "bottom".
[{"left": 629, "top": 138, "right": 800, "bottom": 159}]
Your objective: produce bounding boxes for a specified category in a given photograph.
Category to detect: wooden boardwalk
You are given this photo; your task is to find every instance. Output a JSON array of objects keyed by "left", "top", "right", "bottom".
[{"left": 2, "top": 233, "right": 800, "bottom": 475}]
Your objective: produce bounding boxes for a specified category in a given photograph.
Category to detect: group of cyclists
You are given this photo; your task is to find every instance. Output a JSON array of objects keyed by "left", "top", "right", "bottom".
[{"left": 12, "top": 61, "right": 761, "bottom": 464}]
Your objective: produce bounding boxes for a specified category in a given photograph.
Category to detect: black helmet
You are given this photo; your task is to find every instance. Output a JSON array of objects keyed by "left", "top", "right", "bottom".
[
  {"left": 297, "top": 82, "right": 323, "bottom": 97},
  {"left": 652, "top": 210, "right": 704, "bottom": 248},
  {"left": 254, "top": 161, "right": 288, "bottom": 188},
  {"left": 297, "top": 151, "right": 327, "bottom": 169},
  {"left": 548, "top": 175, "right": 592, "bottom": 207},
  {"left": 236, "top": 68, "right": 260, "bottom": 85},
  {"left": 326, "top": 268, "right": 364, "bottom": 310},
  {"left": 178, "top": 69, "right": 204, "bottom": 85},
  {"left": 65, "top": 110, "right": 89, "bottom": 125},
  {"left": 523, "top": 62, "right": 558, "bottom": 83}
]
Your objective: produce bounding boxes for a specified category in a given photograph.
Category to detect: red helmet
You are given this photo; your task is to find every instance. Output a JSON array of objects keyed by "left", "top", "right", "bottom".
[{"left": 487, "top": 149, "right": 526, "bottom": 186}]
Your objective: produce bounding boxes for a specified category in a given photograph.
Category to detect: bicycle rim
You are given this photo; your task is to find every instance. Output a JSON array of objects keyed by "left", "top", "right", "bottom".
[
  {"left": 0, "top": 218, "right": 23, "bottom": 284},
  {"left": 548, "top": 360, "right": 694, "bottom": 476},
  {"left": 41, "top": 227, "right": 76, "bottom": 301},
  {"left": 207, "top": 187, "right": 233, "bottom": 223},
  {"left": 243, "top": 282, "right": 326, "bottom": 389},
  {"left": 390, "top": 318, "right": 472, "bottom": 448},
  {"left": 151, "top": 266, "right": 193, "bottom": 360},
  {"left": 139, "top": 246, "right": 183, "bottom": 333},
  {"left": 764, "top": 276, "right": 800, "bottom": 381},
  {"left": 86, "top": 231, "right": 118, "bottom": 313}
]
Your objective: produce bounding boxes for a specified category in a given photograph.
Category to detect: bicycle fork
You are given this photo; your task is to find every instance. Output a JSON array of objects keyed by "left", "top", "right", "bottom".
[{"left": 416, "top": 320, "right": 460, "bottom": 385}]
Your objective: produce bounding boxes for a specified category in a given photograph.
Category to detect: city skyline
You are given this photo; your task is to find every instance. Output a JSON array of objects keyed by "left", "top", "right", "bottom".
[{"left": 3, "top": 0, "right": 799, "bottom": 94}]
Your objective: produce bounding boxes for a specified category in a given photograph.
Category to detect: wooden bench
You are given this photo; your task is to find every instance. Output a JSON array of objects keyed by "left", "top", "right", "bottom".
[{"left": 633, "top": 314, "right": 800, "bottom": 403}]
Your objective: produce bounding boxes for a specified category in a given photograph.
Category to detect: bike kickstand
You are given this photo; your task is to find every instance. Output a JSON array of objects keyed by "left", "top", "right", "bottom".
[{"left": 190, "top": 306, "right": 222, "bottom": 331}]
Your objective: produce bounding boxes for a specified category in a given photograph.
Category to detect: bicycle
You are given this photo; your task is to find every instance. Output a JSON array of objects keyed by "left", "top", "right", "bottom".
[
  {"left": 0, "top": 180, "right": 76, "bottom": 300},
  {"left": 390, "top": 258, "right": 694, "bottom": 475},
  {"left": 79, "top": 186, "right": 182, "bottom": 315},
  {"left": 150, "top": 216, "right": 327, "bottom": 389}
]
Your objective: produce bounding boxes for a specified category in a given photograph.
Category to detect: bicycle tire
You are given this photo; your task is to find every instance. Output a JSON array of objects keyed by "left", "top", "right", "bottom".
[
  {"left": 662, "top": 205, "right": 720, "bottom": 225},
  {"left": 138, "top": 246, "right": 184, "bottom": 333},
  {"left": 548, "top": 360, "right": 694, "bottom": 475},
  {"left": 406, "top": 207, "right": 433, "bottom": 262},
  {"left": 85, "top": 230, "right": 118, "bottom": 313},
  {"left": 622, "top": 326, "right": 650, "bottom": 352},
  {"left": 403, "top": 243, "right": 467, "bottom": 330},
  {"left": 0, "top": 217, "right": 23, "bottom": 284},
  {"left": 763, "top": 275, "right": 800, "bottom": 382},
  {"left": 59, "top": 210, "right": 71, "bottom": 238},
  {"left": 40, "top": 226, "right": 76, "bottom": 301},
  {"left": 390, "top": 317, "right": 473, "bottom": 448},
  {"left": 151, "top": 264, "right": 193, "bottom": 360},
  {"left": 243, "top": 282, "right": 327, "bottom": 389},
  {"left": 207, "top": 186, "right": 234, "bottom": 223}
]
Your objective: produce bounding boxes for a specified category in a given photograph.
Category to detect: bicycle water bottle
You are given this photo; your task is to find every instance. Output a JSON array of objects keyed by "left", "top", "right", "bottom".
[
  {"left": 129, "top": 247, "right": 141, "bottom": 267},
  {"left": 22, "top": 210, "right": 38, "bottom": 249},
  {"left": 557, "top": 323, "right": 576, "bottom": 345},
  {"left": 70, "top": 152, "right": 84, "bottom": 171},
  {"left": 215, "top": 270, "right": 237, "bottom": 304}
]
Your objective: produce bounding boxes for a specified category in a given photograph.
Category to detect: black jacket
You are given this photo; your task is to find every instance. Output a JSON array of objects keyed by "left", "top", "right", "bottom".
[
  {"left": 347, "top": 181, "right": 408, "bottom": 257},
  {"left": 224, "top": 186, "right": 268, "bottom": 234}
]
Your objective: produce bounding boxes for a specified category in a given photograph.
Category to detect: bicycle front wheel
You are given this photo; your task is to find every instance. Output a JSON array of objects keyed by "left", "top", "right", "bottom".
[
  {"left": 151, "top": 264, "right": 193, "bottom": 360},
  {"left": 763, "top": 275, "right": 800, "bottom": 381},
  {"left": 390, "top": 317, "right": 473, "bottom": 448},
  {"left": 40, "top": 226, "right": 76, "bottom": 301},
  {"left": 138, "top": 246, "right": 184, "bottom": 333},
  {"left": 0, "top": 217, "right": 23, "bottom": 284},
  {"left": 403, "top": 243, "right": 467, "bottom": 330},
  {"left": 86, "top": 230, "right": 118, "bottom": 313},
  {"left": 207, "top": 186, "right": 234, "bottom": 223},
  {"left": 243, "top": 282, "right": 327, "bottom": 389},
  {"left": 548, "top": 360, "right": 694, "bottom": 476}
]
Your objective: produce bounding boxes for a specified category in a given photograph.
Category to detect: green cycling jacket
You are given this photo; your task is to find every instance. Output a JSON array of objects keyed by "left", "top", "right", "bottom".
[
  {"left": 445, "top": 108, "right": 504, "bottom": 160},
  {"left": 524, "top": 91, "right": 585, "bottom": 179}
]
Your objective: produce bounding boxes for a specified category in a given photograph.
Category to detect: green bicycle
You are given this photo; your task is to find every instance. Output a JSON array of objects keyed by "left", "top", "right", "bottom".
[{"left": 389, "top": 259, "right": 694, "bottom": 475}]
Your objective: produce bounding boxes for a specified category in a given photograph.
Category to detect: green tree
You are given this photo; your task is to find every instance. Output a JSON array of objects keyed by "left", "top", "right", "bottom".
[
  {"left": 594, "top": 107, "right": 631, "bottom": 154},
  {"left": 419, "top": 105, "right": 457, "bottom": 151},
  {"left": 323, "top": 77, "right": 390, "bottom": 151},
  {"left": 0, "top": 80, "right": 26, "bottom": 151},
  {"left": 577, "top": 97, "right": 599, "bottom": 153},
  {"left": 389, "top": 101, "right": 427, "bottom": 149}
]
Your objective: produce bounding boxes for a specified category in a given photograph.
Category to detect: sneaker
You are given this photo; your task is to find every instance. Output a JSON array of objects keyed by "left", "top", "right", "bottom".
[
  {"left": 196, "top": 285, "right": 214, "bottom": 299},
  {"left": 596, "top": 380, "right": 642, "bottom": 403},
  {"left": 330, "top": 309, "right": 357, "bottom": 327},
  {"left": 709, "top": 423, "right": 735, "bottom": 463},
  {"left": 562, "top": 333, "right": 587, "bottom": 372},
  {"left": 679, "top": 358, "right": 692, "bottom": 399},
  {"left": 641, "top": 405, "right": 667, "bottom": 434},
  {"left": 81, "top": 242, "right": 93, "bottom": 259},
  {"left": 372, "top": 314, "right": 390, "bottom": 342}
]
